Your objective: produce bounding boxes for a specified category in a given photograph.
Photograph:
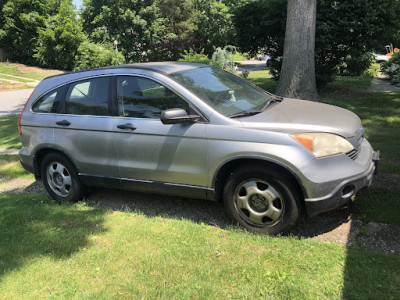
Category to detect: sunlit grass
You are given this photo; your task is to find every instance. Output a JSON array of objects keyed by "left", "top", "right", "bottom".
[
  {"left": 0, "top": 115, "right": 21, "bottom": 149},
  {"left": 0, "top": 62, "right": 62, "bottom": 81},
  {"left": 0, "top": 74, "right": 33, "bottom": 83},
  {"left": 248, "top": 70, "right": 277, "bottom": 93},
  {"left": 0, "top": 193, "right": 399, "bottom": 299},
  {"left": 0, "top": 155, "right": 33, "bottom": 183}
]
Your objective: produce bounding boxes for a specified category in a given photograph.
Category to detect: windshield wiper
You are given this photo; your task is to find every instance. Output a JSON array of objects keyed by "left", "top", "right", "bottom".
[
  {"left": 262, "top": 95, "right": 283, "bottom": 110},
  {"left": 229, "top": 111, "right": 262, "bottom": 118}
]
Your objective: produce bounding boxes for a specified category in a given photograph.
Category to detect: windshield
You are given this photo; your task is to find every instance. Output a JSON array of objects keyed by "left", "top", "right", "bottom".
[{"left": 170, "top": 67, "right": 273, "bottom": 117}]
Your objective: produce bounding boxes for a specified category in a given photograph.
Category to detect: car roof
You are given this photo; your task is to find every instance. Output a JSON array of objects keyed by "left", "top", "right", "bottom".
[{"left": 47, "top": 61, "right": 206, "bottom": 80}]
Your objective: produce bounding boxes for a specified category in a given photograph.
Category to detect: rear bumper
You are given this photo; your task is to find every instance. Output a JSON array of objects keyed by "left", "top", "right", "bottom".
[{"left": 304, "top": 148, "right": 379, "bottom": 217}]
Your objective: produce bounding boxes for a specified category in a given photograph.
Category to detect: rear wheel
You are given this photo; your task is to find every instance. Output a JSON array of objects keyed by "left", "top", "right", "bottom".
[
  {"left": 223, "top": 165, "right": 302, "bottom": 234},
  {"left": 41, "top": 153, "right": 87, "bottom": 202}
]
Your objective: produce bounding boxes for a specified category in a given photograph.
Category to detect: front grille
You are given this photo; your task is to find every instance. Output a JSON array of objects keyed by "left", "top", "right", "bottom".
[{"left": 346, "top": 148, "right": 360, "bottom": 160}]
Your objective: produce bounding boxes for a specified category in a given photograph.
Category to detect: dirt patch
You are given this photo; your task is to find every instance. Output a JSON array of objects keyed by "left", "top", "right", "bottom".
[
  {"left": 11, "top": 63, "right": 63, "bottom": 76},
  {"left": 0, "top": 81, "right": 29, "bottom": 91}
]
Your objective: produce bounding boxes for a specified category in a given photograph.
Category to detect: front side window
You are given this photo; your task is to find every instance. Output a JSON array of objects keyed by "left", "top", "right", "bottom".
[
  {"left": 117, "top": 76, "right": 189, "bottom": 119},
  {"left": 32, "top": 89, "right": 59, "bottom": 113},
  {"left": 64, "top": 77, "right": 110, "bottom": 116}
]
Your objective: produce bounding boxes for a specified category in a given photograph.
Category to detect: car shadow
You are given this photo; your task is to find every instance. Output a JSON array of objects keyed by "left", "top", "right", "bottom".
[
  {"left": 0, "top": 188, "right": 107, "bottom": 280},
  {"left": 21, "top": 181, "right": 358, "bottom": 238}
]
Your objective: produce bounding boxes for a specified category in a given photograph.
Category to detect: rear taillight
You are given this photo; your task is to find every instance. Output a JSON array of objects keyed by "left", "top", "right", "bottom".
[{"left": 18, "top": 90, "right": 34, "bottom": 135}]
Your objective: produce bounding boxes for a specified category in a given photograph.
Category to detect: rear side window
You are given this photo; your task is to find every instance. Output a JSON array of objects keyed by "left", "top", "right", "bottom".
[
  {"left": 64, "top": 77, "right": 110, "bottom": 116},
  {"left": 32, "top": 89, "right": 59, "bottom": 113}
]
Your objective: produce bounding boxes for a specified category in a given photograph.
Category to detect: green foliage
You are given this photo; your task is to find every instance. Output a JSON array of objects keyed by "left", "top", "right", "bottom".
[
  {"left": 239, "top": 70, "right": 249, "bottom": 79},
  {"left": 34, "top": 1, "right": 84, "bottom": 70},
  {"left": 74, "top": 41, "right": 125, "bottom": 71},
  {"left": 81, "top": 0, "right": 164, "bottom": 63},
  {"left": 211, "top": 46, "right": 236, "bottom": 73},
  {"left": 195, "top": 0, "right": 235, "bottom": 56},
  {"left": 179, "top": 49, "right": 223, "bottom": 68},
  {"left": 0, "top": 0, "right": 47, "bottom": 64},
  {"left": 157, "top": 0, "right": 199, "bottom": 39},
  {"left": 381, "top": 52, "right": 400, "bottom": 84},
  {"left": 234, "top": 0, "right": 400, "bottom": 86}
]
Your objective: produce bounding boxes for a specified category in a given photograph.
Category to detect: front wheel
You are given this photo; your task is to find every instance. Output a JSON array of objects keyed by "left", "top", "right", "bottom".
[
  {"left": 223, "top": 165, "right": 302, "bottom": 234},
  {"left": 41, "top": 153, "right": 87, "bottom": 202}
]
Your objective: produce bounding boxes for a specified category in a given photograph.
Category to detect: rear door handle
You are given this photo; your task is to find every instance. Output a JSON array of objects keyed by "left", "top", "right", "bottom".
[
  {"left": 56, "top": 120, "right": 70, "bottom": 126},
  {"left": 117, "top": 123, "right": 137, "bottom": 130}
]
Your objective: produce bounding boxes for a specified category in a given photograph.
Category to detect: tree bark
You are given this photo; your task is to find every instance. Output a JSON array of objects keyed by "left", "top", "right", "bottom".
[{"left": 276, "top": 0, "right": 319, "bottom": 101}]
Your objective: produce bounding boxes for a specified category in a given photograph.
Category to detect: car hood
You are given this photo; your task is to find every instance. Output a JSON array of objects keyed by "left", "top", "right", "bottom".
[{"left": 239, "top": 98, "right": 362, "bottom": 138}]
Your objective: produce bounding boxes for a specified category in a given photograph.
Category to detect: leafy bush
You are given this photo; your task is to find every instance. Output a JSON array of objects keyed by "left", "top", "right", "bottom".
[
  {"left": 148, "top": 38, "right": 204, "bottom": 61},
  {"left": 74, "top": 41, "right": 125, "bottom": 71},
  {"left": 381, "top": 52, "right": 400, "bottom": 84},
  {"left": 179, "top": 49, "right": 223, "bottom": 69},
  {"left": 212, "top": 46, "right": 237, "bottom": 73}
]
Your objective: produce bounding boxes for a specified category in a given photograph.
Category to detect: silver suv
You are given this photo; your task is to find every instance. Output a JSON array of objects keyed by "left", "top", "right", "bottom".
[{"left": 19, "top": 62, "right": 379, "bottom": 234}]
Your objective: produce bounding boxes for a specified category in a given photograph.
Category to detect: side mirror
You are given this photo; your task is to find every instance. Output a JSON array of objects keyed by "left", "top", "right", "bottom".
[{"left": 160, "top": 108, "right": 201, "bottom": 125}]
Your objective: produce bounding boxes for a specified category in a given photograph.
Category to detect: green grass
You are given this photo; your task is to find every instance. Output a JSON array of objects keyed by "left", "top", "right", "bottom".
[
  {"left": 232, "top": 52, "right": 249, "bottom": 61},
  {"left": 248, "top": 70, "right": 277, "bottom": 93},
  {"left": 0, "top": 193, "right": 399, "bottom": 299},
  {"left": 0, "top": 80, "right": 32, "bottom": 90},
  {"left": 0, "top": 74, "right": 33, "bottom": 83},
  {"left": 0, "top": 115, "right": 21, "bottom": 149},
  {"left": 0, "top": 62, "right": 61, "bottom": 81},
  {"left": 0, "top": 155, "right": 33, "bottom": 184},
  {"left": 355, "top": 188, "right": 400, "bottom": 225},
  {"left": 323, "top": 92, "right": 400, "bottom": 170},
  {"left": 329, "top": 75, "right": 374, "bottom": 88}
]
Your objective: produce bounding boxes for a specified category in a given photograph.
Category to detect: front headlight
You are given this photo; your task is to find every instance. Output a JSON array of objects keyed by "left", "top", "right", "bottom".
[{"left": 292, "top": 133, "right": 354, "bottom": 158}]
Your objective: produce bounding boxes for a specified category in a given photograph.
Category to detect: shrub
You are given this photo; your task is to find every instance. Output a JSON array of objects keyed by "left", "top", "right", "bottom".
[
  {"left": 381, "top": 52, "right": 400, "bottom": 84},
  {"left": 179, "top": 49, "right": 223, "bottom": 69},
  {"left": 148, "top": 38, "right": 204, "bottom": 61},
  {"left": 74, "top": 41, "right": 125, "bottom": 71},
  {"left": 212, "top": 46, "right": 237, "bottom": 74}
]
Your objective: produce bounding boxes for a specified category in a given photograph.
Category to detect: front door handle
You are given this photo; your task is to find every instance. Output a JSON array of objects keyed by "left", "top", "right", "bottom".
[
  {"left": 56, "top": 120, "right": 70, "bottom": 126},
  {"left": 117, "top": 123, "right": 137, "bottom": 130}
]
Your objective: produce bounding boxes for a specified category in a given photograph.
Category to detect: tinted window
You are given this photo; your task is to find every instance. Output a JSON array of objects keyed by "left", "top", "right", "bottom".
[
  {"left": 64, "top": 77, "right": 110, "bottom": 116},
  {"left": 32, "top": 89, "right": 58, "bottom": 113},
  {"left": 117, "top": 76, "right": 189, "bottom": 118}
]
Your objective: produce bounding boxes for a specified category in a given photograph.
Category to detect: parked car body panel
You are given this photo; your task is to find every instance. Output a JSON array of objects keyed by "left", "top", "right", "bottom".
[{"left": 19, "top": 62, "right": 378, "bottom": 221}]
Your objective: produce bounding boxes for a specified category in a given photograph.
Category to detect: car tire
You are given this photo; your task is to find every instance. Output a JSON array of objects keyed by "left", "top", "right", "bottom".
[
  {"left": 223, "top": 165, "right": 302, "bottom": 234},
  {"left": 41, "top": 152, "right": 87, "bottom": 202}
]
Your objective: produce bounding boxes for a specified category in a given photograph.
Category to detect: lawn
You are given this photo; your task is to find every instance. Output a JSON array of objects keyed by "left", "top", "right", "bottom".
[
  {"left": 247, "top": 70, "right": 277, "bottom": 93},
  {"left": 232, "top": 52, "right": 249, "bottom": 61},
  {"left": 0, "top": 115, "right": 21, "bottom": 149},
  {"left": 323, "top": 92, "right": 400, "bottom": 174},
  {"left": 0, "top": 62, "right": 62, "bottom": 81},
  {"left": 0, "top": 193, "right": 399, "bottom": 299}
]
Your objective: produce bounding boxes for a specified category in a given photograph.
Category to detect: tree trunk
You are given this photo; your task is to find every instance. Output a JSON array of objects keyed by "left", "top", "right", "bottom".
[{"left": 276, "top": 0, "right": 319, "bottom": 101}]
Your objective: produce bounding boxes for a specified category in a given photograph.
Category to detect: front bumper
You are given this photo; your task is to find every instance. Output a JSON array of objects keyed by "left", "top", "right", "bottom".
[{"left": 302, "top": 141, "right": 379, "bottom": 217}]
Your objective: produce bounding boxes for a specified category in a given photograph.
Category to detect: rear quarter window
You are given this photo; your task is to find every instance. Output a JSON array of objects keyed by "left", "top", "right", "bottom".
[{"left": 32, "top": 89, "right": 59, "bottom": 113}]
